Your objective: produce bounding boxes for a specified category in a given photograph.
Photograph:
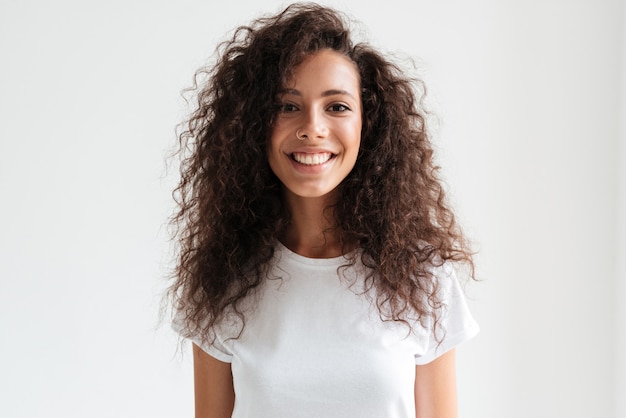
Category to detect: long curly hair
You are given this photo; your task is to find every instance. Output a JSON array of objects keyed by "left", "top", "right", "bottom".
[{"left": 168, "top": 2, "right": 474, "bottom": 344}]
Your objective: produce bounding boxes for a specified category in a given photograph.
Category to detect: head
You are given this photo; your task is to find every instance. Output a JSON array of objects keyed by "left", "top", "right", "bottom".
[{"left": 213, "top": 3, "right": 432, "bottom": 249}]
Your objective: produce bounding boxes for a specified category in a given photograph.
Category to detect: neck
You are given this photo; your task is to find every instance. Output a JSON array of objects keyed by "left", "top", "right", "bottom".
[{"left": 280, "top": 191, "right": 344, "bottom": 258}]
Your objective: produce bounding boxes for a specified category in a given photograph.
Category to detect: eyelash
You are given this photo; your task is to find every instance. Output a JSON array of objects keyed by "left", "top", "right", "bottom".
[
  {"left": 276, "top": 102, "right": 351, "bottom": 113},
  {"left": 277, "top": 103, "right": 298, "bottom": 113},
  {"left": 328, "top": 103, "right": 350, "bottom": 112}
]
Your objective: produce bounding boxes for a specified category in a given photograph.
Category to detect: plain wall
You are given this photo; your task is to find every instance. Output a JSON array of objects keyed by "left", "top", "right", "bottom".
[
  {"left": 616, "top": 2, "right": 626, "bottom": 417},
  {"left": 0, "top": 1, "right": 623, "bottom": 417}
]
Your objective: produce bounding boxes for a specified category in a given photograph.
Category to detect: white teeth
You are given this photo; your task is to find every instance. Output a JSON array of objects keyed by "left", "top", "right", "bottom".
[{"left": 292, "top": 152, "right": 333, "bottom": 166}]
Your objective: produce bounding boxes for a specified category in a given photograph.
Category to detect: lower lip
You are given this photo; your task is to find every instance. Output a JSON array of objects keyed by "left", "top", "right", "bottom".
[{"left": 289, "top": 155, "right": 336, "bottom": 174}]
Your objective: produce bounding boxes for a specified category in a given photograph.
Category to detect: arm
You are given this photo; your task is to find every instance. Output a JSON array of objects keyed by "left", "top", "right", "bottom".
[
  {"left": 192, "top": 342, "right": 235, "bottom": 418},
  {"left": 414, "top": 348, "right": 458, "bottom": 418}
]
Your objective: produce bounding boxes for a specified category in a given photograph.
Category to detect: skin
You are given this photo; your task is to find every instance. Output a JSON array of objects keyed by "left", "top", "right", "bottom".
[
  {"left": 414, "top": 349, "right": 458, "bottom": 418},
  {"left": 193, "top": 343, "right": 234, "bottom": 418},
  {"left": 193, "top": 50, "right": 459, "bottom": 417}
]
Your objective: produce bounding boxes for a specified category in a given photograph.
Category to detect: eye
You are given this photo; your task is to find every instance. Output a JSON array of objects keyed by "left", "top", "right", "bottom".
[
  {"left": 276, "top": 102, "right": 299, "bottom": 113},
  {"left": 328, "top": 103, "right": 350, "bottom": 112}
]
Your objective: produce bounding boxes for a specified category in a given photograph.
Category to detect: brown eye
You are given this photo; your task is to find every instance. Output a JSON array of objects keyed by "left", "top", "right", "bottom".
[
  {"left": 277, "top": 103, "right": 299, "bottom": 113},
  {"left": 328, "top": 103, "right": 350, "bottom": 112}
]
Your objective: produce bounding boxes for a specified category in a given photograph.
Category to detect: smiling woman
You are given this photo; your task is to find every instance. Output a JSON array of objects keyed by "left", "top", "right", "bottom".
[{"left": 167, "top": 3, "right": 478, "bottom": 418}]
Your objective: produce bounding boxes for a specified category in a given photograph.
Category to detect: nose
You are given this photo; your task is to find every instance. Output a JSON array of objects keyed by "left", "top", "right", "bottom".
[{"left": 297, "top": 107, "right": 329, "bottom": 140}]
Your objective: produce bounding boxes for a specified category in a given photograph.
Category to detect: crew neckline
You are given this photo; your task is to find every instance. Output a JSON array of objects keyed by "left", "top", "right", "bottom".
[{"left": 276, "top": 241, "right": 357, "bottom": 267}]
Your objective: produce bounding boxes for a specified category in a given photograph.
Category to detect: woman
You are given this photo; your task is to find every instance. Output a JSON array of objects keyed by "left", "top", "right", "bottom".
[{"left": 168, "top": 3, "right": 478, "bottom": 417}]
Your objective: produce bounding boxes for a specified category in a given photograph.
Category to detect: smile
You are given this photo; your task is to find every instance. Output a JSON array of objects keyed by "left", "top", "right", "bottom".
[{"left": 291, "top": 152, "right": 335, "bottom": 166}]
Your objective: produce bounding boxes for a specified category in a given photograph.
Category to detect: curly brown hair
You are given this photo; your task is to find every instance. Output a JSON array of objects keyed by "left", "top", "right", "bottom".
[{"left": 168, "top": 2, "right": 474, "bottom": 344}]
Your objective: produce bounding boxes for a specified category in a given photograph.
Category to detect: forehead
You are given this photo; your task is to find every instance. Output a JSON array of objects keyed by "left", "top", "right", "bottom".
[{"left": 284, "top": 49, "right": 360, "bottom": 91}]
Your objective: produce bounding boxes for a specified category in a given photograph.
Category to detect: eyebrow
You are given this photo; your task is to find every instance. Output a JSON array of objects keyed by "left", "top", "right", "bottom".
[{"left": 280, "top": 88, "right": 358, "bottom": 100}]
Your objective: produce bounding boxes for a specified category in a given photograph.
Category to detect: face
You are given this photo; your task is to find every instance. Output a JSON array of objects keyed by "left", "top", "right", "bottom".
[{"left": 268, "top": 49, "right": 362, "bottom": 202}]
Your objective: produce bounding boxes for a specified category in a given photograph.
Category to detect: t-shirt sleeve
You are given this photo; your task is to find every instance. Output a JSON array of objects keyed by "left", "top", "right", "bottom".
[
  {"left": 171, "top": 310, "right": 234, "bottom": 363},
  {"left": 414, "top": 265, "right": 479, "bottom": 365}
]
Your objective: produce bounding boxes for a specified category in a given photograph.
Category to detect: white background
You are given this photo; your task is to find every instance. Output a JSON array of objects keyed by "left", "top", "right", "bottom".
[{"left": 1, "top": 0, "right": 624, "bottom": 417}]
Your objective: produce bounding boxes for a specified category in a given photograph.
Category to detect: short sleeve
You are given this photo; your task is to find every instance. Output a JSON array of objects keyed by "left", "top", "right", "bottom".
[
  {"left": 171, "top": 309, "right": 234, "bottom": 363},
  {"left": 414, "top": 265, "right": 479, "bottom": 365}
]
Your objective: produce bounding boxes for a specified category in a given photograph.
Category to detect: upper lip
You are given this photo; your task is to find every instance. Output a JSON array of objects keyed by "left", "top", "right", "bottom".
[{"left": 288, "top": 146, "right": 337, "bottom": 154}]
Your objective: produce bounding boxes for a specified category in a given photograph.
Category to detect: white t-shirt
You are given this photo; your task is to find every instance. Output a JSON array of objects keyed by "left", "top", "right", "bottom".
[{"left": 176, "top": 243, "right": 478, "bottom": 418}]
